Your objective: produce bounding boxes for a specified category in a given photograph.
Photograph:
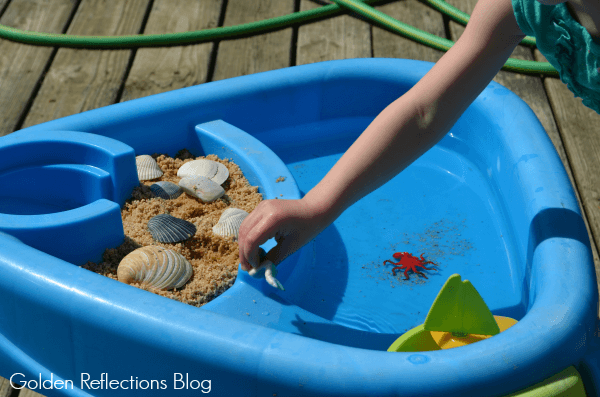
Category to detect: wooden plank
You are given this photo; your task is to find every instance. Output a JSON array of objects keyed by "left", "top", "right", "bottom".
[
  {"left": 20, "top": 0, "right": 151, "bottom": 129},
  {"left": 211, "top": 0, "right": 295, "bottom": 81},
  {"left": 0, "top": 0, "right": 77, "bottom": 136},
  {"left": 372, "top": 0, "right": 446, "bottom": 63},
  {"left": 297, "top": 0, "right": 371, "bottom": 65},
  {"left": 0, "top": 0, "right": 10, "bottom": 13},
  {"left": 447, "top": 0, "right": 600, "bottom": 311},
  {"left": 0, "top": 376, "right": 13, "bottom": 397},
  {"left": 17, "top": 389, "right": 45, "bottom": 397},
  {"left": 120, "top": 0, "right": 223, "bottom": 102}
]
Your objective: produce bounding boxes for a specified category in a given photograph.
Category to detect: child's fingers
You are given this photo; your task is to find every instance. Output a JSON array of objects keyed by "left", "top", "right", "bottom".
[
  {"left": 239, "top": 222, "right": 264, "bottom": 270},
  {"left": 238, "top": 199, "right": 302, "bottom": 272},
  {"left": 238, "top": 203, "right": 281, "bottom": 270},
  {"left": 238, "top": 202, "right": 270, "bottom": 268},
  {"left": 238, "top": 213, "right": 261, "bottom": 270},
  {"left": 264, "top": 236, "right": 288, "bottom": 266},
  {"left": 246, "top": 218, "right": 281, "bottom": 266}
]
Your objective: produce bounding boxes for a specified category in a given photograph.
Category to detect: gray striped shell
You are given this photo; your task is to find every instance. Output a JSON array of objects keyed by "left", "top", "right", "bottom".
[
  {"left": 150, "top": 181, "right": 183, "bottom": 200},
  {"left": 212, "top": 208, "right": 249, "bottom": 240},
  {"left": 117, "top": 246, "right": 193, "bottom": 290},
  {"left": 148, "top": 214, "right": 196, "bottom": 243},
  {"left": 179, "top": 176, "right": 224, "bottom": 203},
  {"left": 177, "top": 159, "right": 229, "bottom": 185},
  {"left": 136, "top": 155, "right": 163, "bottom": 181}
]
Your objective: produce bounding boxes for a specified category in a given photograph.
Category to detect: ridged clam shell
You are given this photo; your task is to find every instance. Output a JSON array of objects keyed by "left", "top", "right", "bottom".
[
  {"left": 136, "top": 155, "right": 163, "bottom": 181},
  {"left": 177, "top": 159, "right": 229, "bottom": 185},
  {"left": 150, "top": 181, "right": 183, "bottom": 200},
  {"left": 179, "top": 176, "right": 225, "bottom": 203},
  {"left": 148, "top": 214, "right": 196, "bottom": 243},
  {"left": 117, "top": 246, "right": 192, "bottom": 290},
  {"left": 212, "top": 208, "right": 249, "bottom": 240}
]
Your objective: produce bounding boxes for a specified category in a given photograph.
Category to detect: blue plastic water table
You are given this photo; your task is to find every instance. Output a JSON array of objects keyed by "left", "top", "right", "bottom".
[{"left": 0, "top": 58, "right": 598, "bottom": 396}]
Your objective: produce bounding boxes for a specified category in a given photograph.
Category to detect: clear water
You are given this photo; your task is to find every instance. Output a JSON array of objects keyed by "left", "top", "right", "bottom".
[{"left": 261, "top": 118, "right": 524, "bottom": 335}]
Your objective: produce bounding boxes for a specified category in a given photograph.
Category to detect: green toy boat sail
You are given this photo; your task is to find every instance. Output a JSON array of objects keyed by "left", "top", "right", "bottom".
[{"left": 388, "top": 274, "right": 514, "bottom": 352}]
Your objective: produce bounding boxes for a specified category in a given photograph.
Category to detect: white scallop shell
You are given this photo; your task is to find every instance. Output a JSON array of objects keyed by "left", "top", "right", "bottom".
[
  {"left": 178, "top": 176, "right": 225, "bottom": 203},
  {"left": 136, "top": 155, "right": 163, "bottom": 181},
  {"left": 177, "top": 159, "right": 229, "bottom": 185},
  {"left": 212, "top": 208, "right": 249, "bottom": 240},
  {"left": 117, "top": 246, "right": 192, "bottom": 290}
]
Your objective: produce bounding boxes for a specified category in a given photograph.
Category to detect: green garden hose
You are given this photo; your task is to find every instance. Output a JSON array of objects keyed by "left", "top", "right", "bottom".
[
  {"left": 0, "top": 0, "right": 369, "bottom": 48},
  {"left": 331, "top": 0, "right": 557, "bottom": 75},
  {"left": 0, "top": 0, "right": 558, "bottom": 76}
]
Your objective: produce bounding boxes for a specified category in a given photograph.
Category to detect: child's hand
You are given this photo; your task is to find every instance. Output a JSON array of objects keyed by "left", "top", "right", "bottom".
[{"left": 238, "top": 198, "right": 329, "bottom": 273}]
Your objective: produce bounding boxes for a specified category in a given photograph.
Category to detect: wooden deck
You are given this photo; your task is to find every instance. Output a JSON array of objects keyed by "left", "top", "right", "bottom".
[{"left": 0, "top": 0, "right": 599, "bottom": 395}]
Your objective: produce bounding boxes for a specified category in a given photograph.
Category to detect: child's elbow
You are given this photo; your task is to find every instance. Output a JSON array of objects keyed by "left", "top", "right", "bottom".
[{"left": 416, "top": 101, "right": 438, "bottom": 131}]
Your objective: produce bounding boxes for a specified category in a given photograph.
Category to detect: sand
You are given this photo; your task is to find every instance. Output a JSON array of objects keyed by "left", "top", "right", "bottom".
[{"left": 82, "top": 149, "right": 263, "bottom": 307}]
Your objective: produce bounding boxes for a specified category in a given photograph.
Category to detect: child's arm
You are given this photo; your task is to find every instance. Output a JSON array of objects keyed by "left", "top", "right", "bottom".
[{"left": 239, "top": 0, "right": 526, "bottom": 271}]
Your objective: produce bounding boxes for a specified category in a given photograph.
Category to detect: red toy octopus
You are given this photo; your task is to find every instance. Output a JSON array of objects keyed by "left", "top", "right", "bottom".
[{"left": 384, "top": 252, "right": 438, "bottom": 280}]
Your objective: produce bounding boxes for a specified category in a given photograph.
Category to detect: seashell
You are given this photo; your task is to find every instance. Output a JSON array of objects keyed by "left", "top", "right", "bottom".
[
  {"left": 178, "top": 159, "right": 217, "bottom": 179},
  {"left": 150, "top": 181, "right": 183, "bottom": 200},
  {"left": 117, "top": 246, "right": 193, "bottom": 290},
  {"left": 249, "top": 248, "right": 284, "bottom": 290},
  {"left": 177, "top": 159, "right": 229, "bottom": 185},
  {"left": 249, "top": 259, "right": 284, "bottom": 291},
  {"left": 136, "top": 155, "right": 163, "bottom": 181},
  {"left": 212, "top": 208, "right": 249, "bottom": 240},
  {"left": 179, "top": 176, "right": 225, "bottom": 203},
  {"left": 148, "top": 214, "right": 196, "bottom": 243}
]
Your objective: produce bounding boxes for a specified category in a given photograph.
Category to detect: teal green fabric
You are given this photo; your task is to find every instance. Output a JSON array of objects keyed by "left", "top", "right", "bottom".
[{"left": 512, "top": 0, "right": 600, "bottom": 114}]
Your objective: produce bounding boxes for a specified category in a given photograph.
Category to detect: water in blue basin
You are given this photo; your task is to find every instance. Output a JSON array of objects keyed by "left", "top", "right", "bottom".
[{"left": 260, "top": 117, "right": 522, "bottom": 335}]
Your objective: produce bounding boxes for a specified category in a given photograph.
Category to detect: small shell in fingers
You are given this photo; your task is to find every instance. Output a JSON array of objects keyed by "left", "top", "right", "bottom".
[{"left": 248, "top": 260, "right": 284, "bottom": 291}]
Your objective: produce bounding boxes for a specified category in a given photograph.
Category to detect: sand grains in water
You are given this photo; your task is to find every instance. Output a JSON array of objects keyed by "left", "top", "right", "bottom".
[{"left": 83, "top": 150, "right": 262, "bottom": 307}]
